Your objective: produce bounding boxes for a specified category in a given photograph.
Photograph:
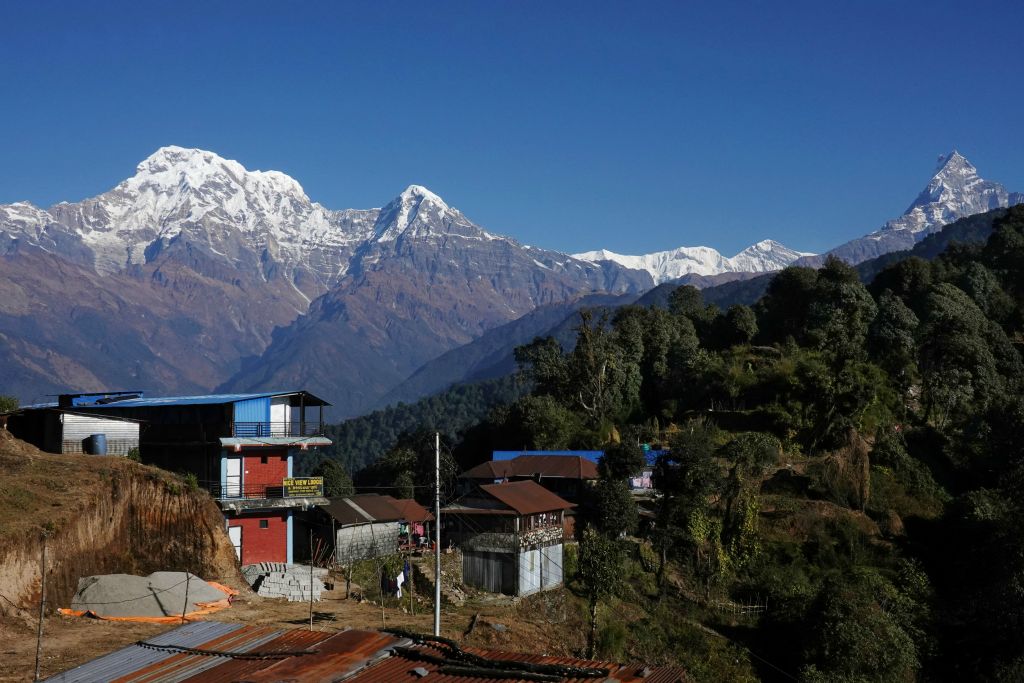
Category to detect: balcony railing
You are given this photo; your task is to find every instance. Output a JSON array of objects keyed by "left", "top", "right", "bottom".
[
  {"left": 204, "top": 481, "right": 287, "bottom": 500},
  {"left": 231, "top": 421, "right": 325, "bottom": 438}
]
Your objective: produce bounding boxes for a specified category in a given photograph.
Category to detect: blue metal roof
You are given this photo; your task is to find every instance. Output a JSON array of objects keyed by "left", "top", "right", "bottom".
[
  {"left": 18, "top": 390, "right": 330, "bottom": 411},
  {"left": 99, "top": 391, "right": 330, "bottom": 408},
  {"left": 492, "top": 449, "right": 666, "bottom": 467},
  {"left": 492, "top": 450, "right": 605, "bottom": 463}
]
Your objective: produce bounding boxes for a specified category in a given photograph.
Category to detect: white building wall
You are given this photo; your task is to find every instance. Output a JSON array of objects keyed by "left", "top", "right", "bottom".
[
  {"left": 518, "top": 548, "right": 542, "bottom": 596},
  {"left": 61, "top": 413, "right": 139, "bottom": 455},
  {"left": 270, "top": 398, "right": 289, "bottom": 436},
  {"left": 541, "top": 544, "right": 563, "bottom": 589}
]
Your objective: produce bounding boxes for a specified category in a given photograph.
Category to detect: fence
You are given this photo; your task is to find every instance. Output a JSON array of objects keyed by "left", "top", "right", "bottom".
[
  {"left": 231, "top": 422, "right": 325, "bottom": 438},
  {"left": 202, "top": 482, "right": 286, "bottom": 500},
  {"left": 714, "top": 596, "right": 769, "bottom": 617}
]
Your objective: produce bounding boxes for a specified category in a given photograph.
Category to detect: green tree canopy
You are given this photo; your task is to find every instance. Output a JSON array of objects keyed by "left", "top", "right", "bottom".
[
  {"left": 313, "top": 458, "right": 355, "bottom": 497},
  {"left": 598, "top": 440, "right": 646, "bottom": 481},
  {"left": 577, "top": 527, "right": 624, "bottom": 658}
]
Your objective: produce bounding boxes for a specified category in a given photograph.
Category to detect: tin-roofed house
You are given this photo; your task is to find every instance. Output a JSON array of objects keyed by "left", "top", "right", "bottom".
[
  {"left": 320, "top": 494, "right": 405, "bottom": 564},
  {"left": 460, "top": 453, "right": 599, "bottom": 503},
  {"left": 7, "top": 390, "right": 331, "bottom": 566},
  {"left": 443, "top": 480, "right": 573, "bottom": 596}
]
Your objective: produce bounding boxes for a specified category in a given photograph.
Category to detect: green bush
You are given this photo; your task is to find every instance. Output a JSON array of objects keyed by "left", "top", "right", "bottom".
[{"left": 596, "top": 620, "right": 627, "bottom": 660}]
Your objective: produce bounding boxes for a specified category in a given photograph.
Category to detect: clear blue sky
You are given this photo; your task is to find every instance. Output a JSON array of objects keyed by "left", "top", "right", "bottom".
[{"left": 2, "top": 0, "right": 1022, "bottom": 255}]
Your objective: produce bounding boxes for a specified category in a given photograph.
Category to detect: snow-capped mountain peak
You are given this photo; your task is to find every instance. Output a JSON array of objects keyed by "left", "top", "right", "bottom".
[
  {"left": 372, "top": 184, "right": 501, "bottom": 244},
  {"left": 799, "top": 150, "right": 1024, "bottom": 266},
  {"left": 123, "top": 145, "right": 310, "bottom": 211},
  {"left": 881, "top": 150, "right": 1019, "bottom": 240},
  {"left": 573, "top": 239, "right": 813, "bottom": 284},
  {"left": 905, "top": 149, "right": 982, "bottom": 212},
  {"left": 399, "top": 184, "right": 449, "bottom": 208}
]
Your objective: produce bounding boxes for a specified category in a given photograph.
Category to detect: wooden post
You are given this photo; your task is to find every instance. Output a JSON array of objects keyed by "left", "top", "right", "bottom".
[
  {"left": 33, "top": 535, "right": 46, "bottom": 681},
  {"left": 433, "top": 432, "right": 441, "bottom": 637},
  {"left": 181, "top": 569, "right": 190, "bottom": 624}
]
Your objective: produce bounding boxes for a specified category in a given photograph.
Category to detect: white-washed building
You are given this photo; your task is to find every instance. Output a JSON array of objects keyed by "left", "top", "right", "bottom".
[{"left": 443, "top": 480, "right": 573, "bottom": 596}]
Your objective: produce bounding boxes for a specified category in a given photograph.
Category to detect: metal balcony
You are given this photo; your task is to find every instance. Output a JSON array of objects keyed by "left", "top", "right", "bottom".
[{"left": 230, "top": 421, "right": 325, "bottom": 438}]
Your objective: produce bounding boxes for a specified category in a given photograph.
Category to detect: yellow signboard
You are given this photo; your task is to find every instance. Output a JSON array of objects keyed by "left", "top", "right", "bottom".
[{"left": 283, "top": 476, "right": 324, "bottom": 497}]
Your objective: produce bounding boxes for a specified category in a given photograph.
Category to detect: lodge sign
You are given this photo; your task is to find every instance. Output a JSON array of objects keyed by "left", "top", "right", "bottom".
[{"left": 283, "top": 476, "right": 324, "bottom": 497}]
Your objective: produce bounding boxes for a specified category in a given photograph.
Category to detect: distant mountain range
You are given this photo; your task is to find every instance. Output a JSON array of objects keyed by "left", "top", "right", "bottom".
[
  {"left": 796, "top": 151, "right": 1023, "bottom": 266},
  {"left": 0, "top": 147, "right": 1019, "bottom": 417},
  {"left": 573, "top": 239, "right": 814, "bottom": 284}
]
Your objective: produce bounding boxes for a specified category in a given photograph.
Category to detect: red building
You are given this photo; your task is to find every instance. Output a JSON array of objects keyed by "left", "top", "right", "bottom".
[{"left": 8, "top": 390, "right": 332, "bottom": 566}]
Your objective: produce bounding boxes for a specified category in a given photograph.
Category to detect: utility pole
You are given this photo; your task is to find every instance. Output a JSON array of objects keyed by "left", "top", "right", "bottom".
[
  {"left": 309, "top": 532, "right": 314, "bottom": 631},
  {"left": 433, "top": 431, "right": 441, "bottom": 637},
  {"left": 33, "top": 535, "right": 46, "bottom": 682}
]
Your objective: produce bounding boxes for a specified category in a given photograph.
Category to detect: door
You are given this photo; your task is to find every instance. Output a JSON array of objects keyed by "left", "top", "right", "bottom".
[
  {"left": 226, "top": 457, "right": 242, "bottom": 497},
  {"left": 228, "top": 525, "right": 242, "bottom": 562}
]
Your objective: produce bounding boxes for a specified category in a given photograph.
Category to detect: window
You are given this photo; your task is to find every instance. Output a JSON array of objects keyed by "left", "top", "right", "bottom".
[
  {"left": 260, "top": 455, "right": 268, "bottom": 464},
  {"left": 259, "top": 519, "right": 269, "bottom": 529}
]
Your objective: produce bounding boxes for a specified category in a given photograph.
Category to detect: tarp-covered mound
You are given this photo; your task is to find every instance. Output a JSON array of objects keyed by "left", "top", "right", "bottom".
[{"left": 59, "top": 571, "right": 235, "bottom": 623}]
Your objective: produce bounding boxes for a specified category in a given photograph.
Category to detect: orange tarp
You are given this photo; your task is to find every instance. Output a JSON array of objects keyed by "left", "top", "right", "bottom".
[{"left": 58, "top": 581, "right": 237, "bottom": 624}]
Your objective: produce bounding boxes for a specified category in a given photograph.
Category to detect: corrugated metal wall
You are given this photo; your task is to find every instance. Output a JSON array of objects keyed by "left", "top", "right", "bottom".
[
  {"left": 517, "top": 544, "right": 563, "bottom": 596},
  {"left": 518, "top": 549, "right": 541, "bottom": 595},
  {"left": 335, "top": 523, "right": 400, "bottom": 564},
  {"left": 541, "top": 544, "right": 563, "bottom": 590},
  {"left": 234, "top": 398, "right": 270, "bottom": 436},
  {"left": 463, "top": 551, "right": 516, "bottom": 594},
  {"left": 61, "top": 414, "right": 139, "bottom": 455}
]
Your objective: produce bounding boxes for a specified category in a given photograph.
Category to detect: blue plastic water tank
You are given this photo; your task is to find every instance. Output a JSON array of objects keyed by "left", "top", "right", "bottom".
[{"left": 85, "top": 433, "right": 108, "bottom": 455}]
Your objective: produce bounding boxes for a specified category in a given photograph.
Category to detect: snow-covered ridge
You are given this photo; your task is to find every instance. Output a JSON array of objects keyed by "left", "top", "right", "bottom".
[
  {"left": 811, "top": 150, "right": 1024, "bottom": 265},
  {"left": 883, "top": 150, "right": 1019, "bottom": 237},
  {"left": 371, "top": 184, "right": 503, "bottom": 244},
  {"left": 573, "top": 239, "right": 814, "bottom": 284}
]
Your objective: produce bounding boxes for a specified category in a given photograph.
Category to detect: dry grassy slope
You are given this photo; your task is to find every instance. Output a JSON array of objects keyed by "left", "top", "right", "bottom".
[{"left": 0, "top": 430, "right": 243, "bottom": 621}]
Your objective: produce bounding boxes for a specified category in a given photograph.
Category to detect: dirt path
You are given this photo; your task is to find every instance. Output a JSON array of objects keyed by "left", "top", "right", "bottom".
[{"left": 0, "top": 580, "right": 586, "bottom": 681}]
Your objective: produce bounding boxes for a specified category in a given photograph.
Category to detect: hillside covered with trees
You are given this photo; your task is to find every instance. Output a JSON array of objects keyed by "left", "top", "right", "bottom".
[{"left": 324, "top": 205, "right": 1024, "bottom": 681}]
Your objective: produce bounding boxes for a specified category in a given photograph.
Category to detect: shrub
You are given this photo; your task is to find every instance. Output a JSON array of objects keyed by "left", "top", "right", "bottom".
[{"left": 596, "top": 620, "right": 628, "bottom": 660}]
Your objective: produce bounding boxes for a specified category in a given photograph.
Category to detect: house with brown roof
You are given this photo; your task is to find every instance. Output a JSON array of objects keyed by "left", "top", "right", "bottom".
[
  {"left": 318, "top": 494, "right": 437, "bottom": 563},
  {"left": 459, "top": 453, "right": 599, "bottom": 503},
  {"left": 443, "top": 480, "right": 574, "bottom": 596}
]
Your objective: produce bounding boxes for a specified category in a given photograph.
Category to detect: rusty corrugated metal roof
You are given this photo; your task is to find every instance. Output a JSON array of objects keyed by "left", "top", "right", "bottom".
[
  {"left": 463, "top": 456, "right": 599, "bottom": 481},
  {"left": 461, "top": 460, "right": 514, "bottom": 479},
  {"left": 47, "top": 625, "right": 687, "bottom": 683},
  {"left": 480, "top": 480, "right": 575, "bottom": 515},
  {"left": 321, "top": 494, "right": 404, "bottom": 525},
  {"left": 44, "top": 622, "right": 242, "bottom": 683},
  {"left": 391, "top": 497, "right": 436, "bottom": 523},
  {"left": 176, "top": 629, "right": 334, "bottom": 682},
  {"left": 241, "top": 629, "right": 401, "bottom": 682},
  {"left": 345, "top": 641, "right": 689, "bottom": 683},
  {"left": 109, "top": 625, "right": 285, "bottom": 683}
]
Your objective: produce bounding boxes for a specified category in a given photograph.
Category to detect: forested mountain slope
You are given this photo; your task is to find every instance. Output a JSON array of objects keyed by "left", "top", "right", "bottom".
[{"left": 333, "top": 205, "right": 1024, "bottom": 681}]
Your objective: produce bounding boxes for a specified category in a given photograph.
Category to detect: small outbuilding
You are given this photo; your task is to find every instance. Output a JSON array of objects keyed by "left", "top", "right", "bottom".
[
  {"left": 320, "top": 494, "right": 405, "bottom": 564},
  {"left": 443, "top": 480, "right": 573, "bottom": 596}
]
